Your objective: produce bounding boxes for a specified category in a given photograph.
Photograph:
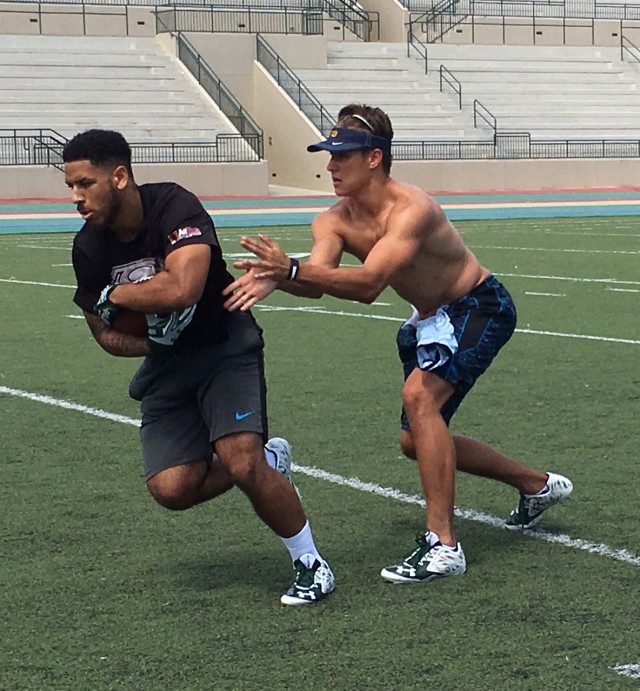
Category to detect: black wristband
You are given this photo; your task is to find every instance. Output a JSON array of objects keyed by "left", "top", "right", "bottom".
[{"left": 287, "top": 257, "right": 300, "bottom": 281}]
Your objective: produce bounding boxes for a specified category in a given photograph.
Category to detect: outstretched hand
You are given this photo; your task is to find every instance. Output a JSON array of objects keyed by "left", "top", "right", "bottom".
[
  {"left": 222, "top": 268, "right": 277, "bottom": 312},
  {"left": 233, "top": 234, "right": 292, "bottom": 281}
]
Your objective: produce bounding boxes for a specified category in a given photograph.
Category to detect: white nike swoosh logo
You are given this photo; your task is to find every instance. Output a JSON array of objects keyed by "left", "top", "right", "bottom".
[{"left": 331, "top": 142, "right": 342, "bottom": 146}]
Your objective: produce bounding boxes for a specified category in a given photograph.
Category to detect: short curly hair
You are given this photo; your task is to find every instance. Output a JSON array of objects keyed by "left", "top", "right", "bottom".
[{"left": 62, "top": 129, "right": 133, "bottom": 175}]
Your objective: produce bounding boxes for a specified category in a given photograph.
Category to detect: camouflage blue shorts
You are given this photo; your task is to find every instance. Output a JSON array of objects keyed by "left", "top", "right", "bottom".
[{"left": 397, "top": 275, "right": 517, "bottom": 429}]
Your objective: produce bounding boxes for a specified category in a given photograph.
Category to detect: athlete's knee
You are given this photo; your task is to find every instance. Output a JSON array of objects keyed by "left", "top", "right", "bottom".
[
  {"left": 402, "top": 371, "right": 453, "bottom": 417},
  {"left": 220, "top": 452, "right": 261, "bottom": 489},
  {"left": 215, "top": 432, "right": 265, "bottom": 489},
  {"left": 146, "top": 462, "right": 206, "bottom": 510},
  {"left": 402, "top": 378, "right": 439, "bottom": 416}
]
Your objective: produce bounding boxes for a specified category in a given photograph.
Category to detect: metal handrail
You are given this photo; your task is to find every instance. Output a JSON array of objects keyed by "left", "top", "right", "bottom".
[
  {"left": 155, "top": 5, "right": 325, "bottom": 35},
  {"left": 462, "top": 0, "right": 640, "bottom": 20},
  {"left": 0, "top": 128, "right": 67, "bottom": 168},
  {"left": 174, "top": 32, "right": 263, "bottom": 158},
  {"left": 621, "top": 31, "right": 640, "bottom": 62},
  {"left": 415, "top": 0, "right": 640, "bottom": 44},
  {"left": 473, "top": 99, "right": 497, "bottom": 137},
  {"left": 407, "top": 18, "right": 429, "bottom": 73},
  {"left": 0, "top": 130, "right": 263, "bottom": 166},
  {"left": 439, "top": 65, "right": 462, "bottom": 109},
  {"left": 322, "top": 0, "right": 379, "bottom": 41},
  {"left": 409, "top": 0, "right": 469, "bottom": 43},
  {"left": 255, "top": 33, "right": 334, "bottom": 135},
  {"left": 4, "top": 129, "right": 640, "bottom": 164}
]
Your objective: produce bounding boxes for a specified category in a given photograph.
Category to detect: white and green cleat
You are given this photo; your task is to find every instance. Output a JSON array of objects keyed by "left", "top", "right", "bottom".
[
  {"left": 380, "top": 533, "right": 466, "bottom": 584},
  {"left": 505, "top": 472, "right": 573, "bottom": 530},
  {"left": 281, "top": 557, "right": 335, "bottom": 606}
]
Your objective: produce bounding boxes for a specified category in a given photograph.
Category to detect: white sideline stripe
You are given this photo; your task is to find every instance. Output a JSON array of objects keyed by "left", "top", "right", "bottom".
[
  {"left": 0, "top": 386, "right": 139, "bottom": 427},
  {"left": 479, "top": 229, "right": 640, "bottom": 238},
  {"left": 606, "top": 288, "right": 640, "bottom": 293},
  {"left": 524, "top": 291, "right": 565, "bottom": 297},
  {"left": 3, "top": 279, "right": 640, "bottom": 345},
  {"left": 500, "top": 272, "right": 640, "bottom": 286},
  {"left": 515, "top": 328, "right": 640, "bottom": 346},
  {"left": 0, "top": 278, "right": 75, "bottom": 288},
  {"left": 256, "top": 305, "right": 640, "bottom": 346},
  {"left": 18, "top": 244, "right": 72, "bottom": 251},
  {"left": 3, "top": 273, "right": 640, "bottom": 290},
  {"left": 471, "top": 244, "right": 640, "bottom": 255},
  {"left": 612, "top": 664, "right": 640, "bottom": 679},
  {"left": 1, "top": 384, "right": 639, "bottom": 569}
]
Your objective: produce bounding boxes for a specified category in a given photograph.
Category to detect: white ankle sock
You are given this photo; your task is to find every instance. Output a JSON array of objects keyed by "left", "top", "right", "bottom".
[
  {"left": 425, "top": 530, "right": 440, "bottom": 548},
  {"left": 281, "top": 521, "right": 320, "bottom": 567},
  {"left": 427, "top": 530, "right": 457, "bottom": 550}
]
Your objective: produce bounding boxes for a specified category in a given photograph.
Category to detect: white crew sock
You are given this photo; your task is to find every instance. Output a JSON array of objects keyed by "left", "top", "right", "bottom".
[{"left": 281, "top": 521, "right": 321, "bottom": 567}]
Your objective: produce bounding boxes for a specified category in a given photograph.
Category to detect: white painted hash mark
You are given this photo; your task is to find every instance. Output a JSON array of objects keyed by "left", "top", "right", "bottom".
[{"left": 1, "top": 385, "right": 639, "bottom": 569}]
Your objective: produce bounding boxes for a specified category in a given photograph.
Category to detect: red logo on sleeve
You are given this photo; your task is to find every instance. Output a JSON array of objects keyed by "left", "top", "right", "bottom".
[{"left": 168, "top": 226, "right": 203, "bottom": 245}]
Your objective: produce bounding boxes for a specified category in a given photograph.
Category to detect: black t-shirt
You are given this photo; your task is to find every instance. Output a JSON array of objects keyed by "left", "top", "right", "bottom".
[{"left": 72, "top": 182, "right": 234, "bottom": 346}]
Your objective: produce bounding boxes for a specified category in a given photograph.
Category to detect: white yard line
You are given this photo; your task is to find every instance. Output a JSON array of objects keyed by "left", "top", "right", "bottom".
[
  {"left": 18, "top": 244, "right": 72, "bottom": 251},
  {"left": 500, "top": 272, "right": 640, "bottom": 286},
  {"left": 256, "top": 305, "right": 640, "bottom": 346},
  {"left": 2, "top": 277, "right": 640, "bottom": 345},
  {"left": 469, "top": 244, "right": 640, "bottom": 255},
  {"left": 0, "top": 277, "right": 75, "bottom": 288},
  {"left": 524, "top": 292, "right": 566, "bottom": 297},
  {"left": 1, "top": 384, "right": 638, "bottom": 568},
  {"left": 0, "top": 278, "right": 640, "bottom": 345}
]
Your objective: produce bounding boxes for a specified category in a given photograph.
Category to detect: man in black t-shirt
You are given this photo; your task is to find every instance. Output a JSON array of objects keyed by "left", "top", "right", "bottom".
[{"left": 64, "top": 129, "right": 334, "bottom": 606}]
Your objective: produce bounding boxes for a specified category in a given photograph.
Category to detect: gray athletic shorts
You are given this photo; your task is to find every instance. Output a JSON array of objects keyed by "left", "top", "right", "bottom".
[{"left": 128, "top": 311, "right": 267, "bottom": 480}]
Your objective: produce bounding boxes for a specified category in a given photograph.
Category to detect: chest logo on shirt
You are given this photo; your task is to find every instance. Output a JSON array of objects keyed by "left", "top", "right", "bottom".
[
  {"left": 111, "top": 257, "right": 158, "bottom": 285},
  {"left": 169, "top": 226, "right": 202, "bottom": 245}
]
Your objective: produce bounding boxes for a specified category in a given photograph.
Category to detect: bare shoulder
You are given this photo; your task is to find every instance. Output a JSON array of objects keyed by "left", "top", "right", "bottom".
[
  {"left": 387, "top": 180, "right": 446, "bottom": 232},
  {"left": 311, "top": 199, "right": 350, "bottom": 238}
]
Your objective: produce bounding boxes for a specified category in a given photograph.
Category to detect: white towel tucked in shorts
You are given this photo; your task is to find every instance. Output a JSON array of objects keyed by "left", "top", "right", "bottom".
[{"left": 416, "top": 307, "right": 458, "bottom": 371}]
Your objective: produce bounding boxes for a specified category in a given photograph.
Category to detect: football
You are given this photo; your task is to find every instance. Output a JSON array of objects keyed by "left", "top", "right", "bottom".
[{"left": 111, "top": 309, "right": 148, "bottom": 338}]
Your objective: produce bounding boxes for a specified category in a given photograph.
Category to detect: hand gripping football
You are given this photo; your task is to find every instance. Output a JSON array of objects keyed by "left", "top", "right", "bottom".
[{"left": 110, "top": 309, "right": 148, "bottom": 338}]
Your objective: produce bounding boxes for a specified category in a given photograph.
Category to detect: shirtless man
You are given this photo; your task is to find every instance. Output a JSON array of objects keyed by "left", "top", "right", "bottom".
[{"left": 223, "top": 104, "right": 572, "bottom": 584}]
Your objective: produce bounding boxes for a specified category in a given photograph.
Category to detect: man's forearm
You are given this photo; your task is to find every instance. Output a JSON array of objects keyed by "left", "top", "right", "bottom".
[
  {"left": 276, "top": 278, "right": 323, "bottom": 299},
  {"left": 293, "top": 263, "right": 382, "bottom": 304},
  {"left": 85, "top": 312, "right": 149, "bottom": 357}
]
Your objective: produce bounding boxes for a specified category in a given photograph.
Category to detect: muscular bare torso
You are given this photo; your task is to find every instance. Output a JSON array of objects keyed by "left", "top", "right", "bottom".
[{"left": 327, "top": 179, "right": 490, "bottom": 316}]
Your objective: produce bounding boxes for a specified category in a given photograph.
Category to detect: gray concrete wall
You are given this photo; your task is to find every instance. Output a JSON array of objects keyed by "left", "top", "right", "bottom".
[
  {"left": 357, "top": 0, "right": 407, "bottom": 42},
  {"left": 186, "top": 33, "right": 329, "bottom": 114},
  {"left": 393, "top": 157, "right": 640, "bottom": 192},
  {"left": 3, "top": 155, "right": 639, "bottom": 198},
  {"left": 0, "top": 161, "right": 269, "bottom": 199},
  {"left": 0, "top": 3, "right": 156, "bottom": 37},
  {"left": 252, "top": 64, "right": 333, "bottom": 191}
]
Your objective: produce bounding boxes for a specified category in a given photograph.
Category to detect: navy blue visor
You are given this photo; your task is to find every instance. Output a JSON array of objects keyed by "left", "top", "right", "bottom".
[{"left": 307, "top": 127, "right": 391, "bottom": 154}]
